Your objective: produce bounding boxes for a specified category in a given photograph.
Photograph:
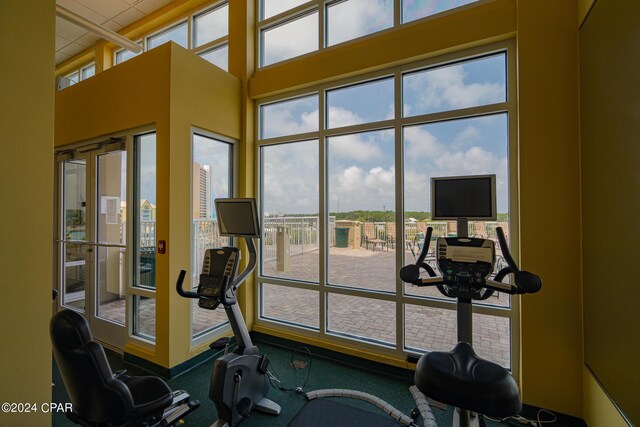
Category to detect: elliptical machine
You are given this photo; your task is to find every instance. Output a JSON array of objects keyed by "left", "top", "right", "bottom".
[
  {"left": 400, "top": 175, "right": 542, "bottom": 427},
  {"left": 176, "top": 198, "right": 280, "bottom": 427}
]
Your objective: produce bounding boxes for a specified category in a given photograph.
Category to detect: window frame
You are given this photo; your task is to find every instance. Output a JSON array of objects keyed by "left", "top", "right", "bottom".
[
  {"left": 189, "top": 127, "right": 238, "bottom": 346},
  {"left": 112, "top": 1, "right": 230, "bottom": 69},
  {"left": 254, "top": 40, "right": 520, "bottom": 379},
  {"left": 256, "top": 0, "right": 484, "bottom": 68},
  {"left": 129, "top": 129, "right": 159, "bottom": 345}
]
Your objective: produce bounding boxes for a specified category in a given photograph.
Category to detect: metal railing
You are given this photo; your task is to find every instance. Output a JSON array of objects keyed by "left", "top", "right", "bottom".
[
  {"left": 132, "top": 218, "right": 509, "bottom": 269},
  {"left": 262, "top": 216, "right": 336, "bottom": 262}
]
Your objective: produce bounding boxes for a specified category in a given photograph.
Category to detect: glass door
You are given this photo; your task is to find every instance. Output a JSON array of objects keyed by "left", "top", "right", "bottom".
[{"left": 57, "top": 144, "right": 127, "bottom": 349}]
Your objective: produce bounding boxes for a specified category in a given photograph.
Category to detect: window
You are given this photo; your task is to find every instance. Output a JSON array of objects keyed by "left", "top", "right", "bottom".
[
  {"left": 59, "top": 62, "right": 96, "bottom": 90},
  {"left": 326, "top": 0, "right": 393, "bottom": 47},
  {"left": 402, "top": 0, "right": 478, "bottom": 24},
  {"left": 193, "top": 3, "right": 228, "bottom": 47},
  {"left": 257, "top": 44, "right": 517, "bottom": 370},
  {"left": 115, "top": 43, "right": 143, "bottom": 65},
  {"left": 191, "top": 132, "right": 233, "bottom": 340},
  {"left": 147, "top": 21, "right": 188, "bottom": 50},
  {"left": 258, "top": 0, "right": 483, "bottom": 67},
  {"left": 113, "top": 2, "right": 230, "bottom": 71},
  {"left": 261, "top": 12, "right": 319, "bottom": 66},
  {"left": 199, "top": 45, "right": 229, "bottom": 71},
  {"left": 132, "top": 132, "right": 157, "bottom": 341}
]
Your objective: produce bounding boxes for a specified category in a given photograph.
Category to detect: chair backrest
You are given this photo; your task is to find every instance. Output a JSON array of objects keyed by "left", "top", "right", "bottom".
[{"left": 50, "top": 309, "right": 134, "bottom": 424}]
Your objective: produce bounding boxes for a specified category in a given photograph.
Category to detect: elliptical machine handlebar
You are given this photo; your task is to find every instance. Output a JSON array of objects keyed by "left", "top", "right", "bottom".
[{"left": 399, "top": 226, "right": 542, "bottom": 296}]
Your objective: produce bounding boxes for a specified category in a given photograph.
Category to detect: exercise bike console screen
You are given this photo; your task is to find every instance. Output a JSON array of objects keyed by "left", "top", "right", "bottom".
[
  {"left": 215, "top": 198, "right": 261, "bottom": 238},
  {"left": 431, "top": 174, "right": 496, "bottom": 220}
]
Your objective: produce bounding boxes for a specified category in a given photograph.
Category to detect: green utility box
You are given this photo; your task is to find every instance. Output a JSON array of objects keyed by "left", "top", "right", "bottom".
[{"left": 335, "top": 227, "right": 349, "bottom": 248}]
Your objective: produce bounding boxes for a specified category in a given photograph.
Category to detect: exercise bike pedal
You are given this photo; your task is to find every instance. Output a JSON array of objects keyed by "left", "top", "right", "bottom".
[
  {"left": 210, "top": 337, "right": 231, "bottom": 350},
  {"left": 236, "top": 397, "right": 253, "bottom": 417}
]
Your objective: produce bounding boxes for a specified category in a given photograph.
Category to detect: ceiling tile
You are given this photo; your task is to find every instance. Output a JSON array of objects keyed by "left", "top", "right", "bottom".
[
  {"left": 56, "top": 35, "right": 73, "bottom": 50},
  {"left": 112, "top": 6, "right": 146, "bottom": 27},
  {"left": 56, "top": 52, "right": 72, "bottom": 64},
  {"left": 76, "top": 0, "right": 129, "bottom": 20},
  {"left": 102, "top": 19, "right": 124, "bottom": 32},
  {"left": 76, "top": 32, "right": 102, "bottom": 47},
  {"left": 60, "top": 42, "right": 88, "bottom": 57},
  {"left": 63, "top": 0, "right": 110, "bottom": 24},
  {"left": 56, "top": 17, "right": 87, "bottom": 41},
  {"left": 122, "top": 0, "right": 142, "bottom": 5}
]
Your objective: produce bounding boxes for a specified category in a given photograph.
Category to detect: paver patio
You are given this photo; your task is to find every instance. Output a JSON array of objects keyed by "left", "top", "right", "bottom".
[{"left": 93, "top": 246, "right": 511, "bottom": 368}]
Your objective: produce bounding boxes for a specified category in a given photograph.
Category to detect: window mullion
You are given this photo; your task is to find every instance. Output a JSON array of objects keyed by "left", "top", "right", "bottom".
[{"left": 318, "top": 85, "right": 327, "bottom": 337}]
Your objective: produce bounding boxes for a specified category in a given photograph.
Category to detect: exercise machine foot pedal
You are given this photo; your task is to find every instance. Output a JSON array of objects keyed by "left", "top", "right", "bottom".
[
  {"left": 210, "top": 337, "right": 231, "bottom": 350},
  {"left": 236, "top": 397, "right": 253, "bottom": 417}
]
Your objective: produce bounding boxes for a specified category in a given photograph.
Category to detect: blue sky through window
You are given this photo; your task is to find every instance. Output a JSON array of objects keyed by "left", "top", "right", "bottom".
[
  {"left": 327, "top": 77, "right": 394, "bottom": 127},
  {"left": 402, "top": 0, "right": 478, "bottom": 23},
  {"left": 403, "top": 53, "right": 506, "bottom": 116}
]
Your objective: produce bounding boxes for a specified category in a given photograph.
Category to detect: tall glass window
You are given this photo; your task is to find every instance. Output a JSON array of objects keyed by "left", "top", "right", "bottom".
[
  {"left": 257, "top": 44, "right": 516, "bottom": 369},
  {"left": 191, "top": 133, "right": 233, "bottom": 339},
  {"left": 132, "top": 132, "right": 157, "bottom": 341},
  {"left": 134, "top": 133, "right": 157, "bottom": 289}
]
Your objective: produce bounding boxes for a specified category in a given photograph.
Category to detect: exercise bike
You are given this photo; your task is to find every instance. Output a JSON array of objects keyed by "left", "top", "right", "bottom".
[
  {"left": 176, "top": 198, "right": 280, "bottom": 427},
  {"left": 400, "top": 225, "right": 541, "bottom": 427}
]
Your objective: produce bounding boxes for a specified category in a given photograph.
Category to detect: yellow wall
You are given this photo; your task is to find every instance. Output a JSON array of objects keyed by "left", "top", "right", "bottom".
[
  {"left": 578, "top": 0, "right": 596, "bottom": 27},
  {"left": 56, "top": 43, "right": 241, "bottom": 367},
  {"left": 583, "top": 367, "right": 629, "bottom": 427},
  {"left": 516, "top": 0, "right": 582, "bottom": 417},
  {"left": 0, "top": 1, "right": 55, "bottom": 425},
  {"left": 167, "top": 44, "right": 241, "bottom": 366},
  {"left": 580, "top": 0, "right": 639, "bottom": 423}
]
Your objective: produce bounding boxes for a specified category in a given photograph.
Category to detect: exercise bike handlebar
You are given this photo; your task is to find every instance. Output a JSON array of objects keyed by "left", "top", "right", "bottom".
[
  {"left": 176, "top": 270, "right": 199, "bottom": 299},
  {"left": 230, "top": 237, "right": 257, "bottom": 292},
  {"left": 400, "top": 227, "right": 542, "bottom": 295},
  {"left": 175, "top": 238, "right": 258, "bottom": 299}
]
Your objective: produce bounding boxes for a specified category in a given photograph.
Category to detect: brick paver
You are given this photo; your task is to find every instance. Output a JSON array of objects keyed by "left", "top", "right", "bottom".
[{"left": 98, "top": 246, "right": 511, "bottom": 367}]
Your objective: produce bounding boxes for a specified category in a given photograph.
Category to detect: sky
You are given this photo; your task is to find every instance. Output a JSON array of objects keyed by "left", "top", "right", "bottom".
[
  {"left": 261, "top": 51, "right": 509, "bottom": 216},
  {"left": 261, "top": 0, "right": 479, "bottom": 65},
  {"left": 137, "top": 0, "right": 504, "bottom": 218}
]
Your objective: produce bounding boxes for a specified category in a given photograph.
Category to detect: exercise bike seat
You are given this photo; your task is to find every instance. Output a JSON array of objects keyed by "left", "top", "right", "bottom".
[
  {"left": 414, "top": 341, "right": 521, "bottom": 418},
  {"left": 51, "top": 309, "right": 174, "bottom": 426}
]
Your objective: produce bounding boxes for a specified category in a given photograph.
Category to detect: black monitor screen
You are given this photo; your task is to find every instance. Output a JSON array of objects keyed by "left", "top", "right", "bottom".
[
  {"left": 215, "top": 198, "right": 260, "bottom": 237},
  {"left": 431, "top": 175, "right": 496, "bottom": 220}
]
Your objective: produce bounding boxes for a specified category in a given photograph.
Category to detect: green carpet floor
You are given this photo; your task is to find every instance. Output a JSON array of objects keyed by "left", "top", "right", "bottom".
[{"left": 51, "top": 340, "right": 573, "bottom": 427}]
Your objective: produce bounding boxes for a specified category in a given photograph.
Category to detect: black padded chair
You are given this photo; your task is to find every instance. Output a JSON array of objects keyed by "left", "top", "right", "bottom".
[
  {"left": 50, "top": 309, "right": 174, "bottom": 426},
  {"left": 414, "top": 341, "right": 521, "bottom": 418}
]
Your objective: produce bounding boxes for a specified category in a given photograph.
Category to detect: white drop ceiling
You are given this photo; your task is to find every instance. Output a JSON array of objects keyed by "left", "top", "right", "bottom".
[{"left": 56, "top": 0, "right": 175, "bottom": 65}]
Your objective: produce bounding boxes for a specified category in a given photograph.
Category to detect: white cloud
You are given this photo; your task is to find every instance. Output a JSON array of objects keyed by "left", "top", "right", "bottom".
[
  {"left": 262, "top": 105, "right": 318, "bottom": 137},
  {"left": 330, "top": 165, "right": 396, "bottom": 212},
  {"left": 405, "top": 64, "right": 504, "bottom": 113},
  {"left": 263, "top": 12, "right": 318, "bottom": 65},
  {"left": 327, "top": 106, "right": 364, "bottom": 128},
  {"left": 329, "top": 132, "right": 384, "bottom": 162},
  {"left": 327, "top": 0, "right": 393, "bottom": 46}
]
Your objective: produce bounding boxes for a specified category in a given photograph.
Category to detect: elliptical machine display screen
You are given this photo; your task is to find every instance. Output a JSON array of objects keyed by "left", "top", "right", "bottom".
[
  {"left": 436, "top": 237, "right": 495, "bottom": 292},
  {"left": 197, "top": 247, "right": 240, "bottom": 309}
]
